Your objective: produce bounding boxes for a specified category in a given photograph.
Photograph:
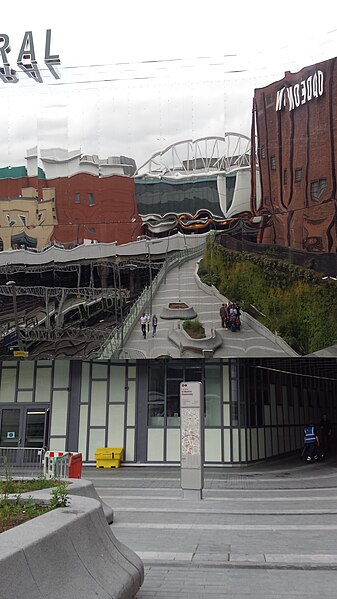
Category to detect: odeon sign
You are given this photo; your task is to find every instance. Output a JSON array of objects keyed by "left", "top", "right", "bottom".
[
  {"left": 275, "top": 70, "right": 324, "bottom": 112},
  {"left": 0, "top": 29, "right": 60, "bottom": 83}
]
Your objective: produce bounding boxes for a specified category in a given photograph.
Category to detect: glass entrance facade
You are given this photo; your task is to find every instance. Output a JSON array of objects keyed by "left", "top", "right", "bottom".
[
  {"left": 0, "top": 358, "right": 336, "bottom": 464},
  {"left": 138, "top": 360, "right": 229, "bottom": 462}
]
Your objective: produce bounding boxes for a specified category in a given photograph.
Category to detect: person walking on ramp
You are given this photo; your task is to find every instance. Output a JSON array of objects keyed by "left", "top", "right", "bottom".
[
  {"left": 140, "top": 313, "right": 147, "bottom": 339},
  {"left": 220, "top": 304, "right": 226, "bottom": 328},
  {"left": 152, "top": 314, "right": 158, "bottom": 337}
]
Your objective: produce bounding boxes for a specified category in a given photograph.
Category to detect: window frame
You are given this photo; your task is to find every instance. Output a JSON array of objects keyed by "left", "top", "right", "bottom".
[
  {"left": 310, "top": 178, "right": 327, "bottom": 201},
  {"left": 295, "top": 168, "right": 302, "bottom": 183}
]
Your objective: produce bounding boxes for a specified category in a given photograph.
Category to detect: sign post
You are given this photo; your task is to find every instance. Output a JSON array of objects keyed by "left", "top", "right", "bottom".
[{"left": 180, "top": 381, "right": 204, "bottom": 500}]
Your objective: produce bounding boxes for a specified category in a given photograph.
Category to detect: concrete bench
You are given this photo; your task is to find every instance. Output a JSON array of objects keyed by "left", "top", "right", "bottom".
[{"left": 0, "top": 491, "right": 143, "bottom": 599}]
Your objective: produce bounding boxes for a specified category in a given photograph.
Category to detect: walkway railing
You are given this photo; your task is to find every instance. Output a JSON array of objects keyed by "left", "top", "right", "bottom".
[
  {"left": 0, "top": 447, "right": 45, "bottom": 478},
  {"left": 98, "top": 242, "right": 206, "bottom": 359}
]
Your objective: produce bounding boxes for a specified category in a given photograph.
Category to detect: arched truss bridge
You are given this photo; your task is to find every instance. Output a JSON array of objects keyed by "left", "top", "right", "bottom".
[{"left": 136, "top": 133, "right": 253, "bottom": 178}]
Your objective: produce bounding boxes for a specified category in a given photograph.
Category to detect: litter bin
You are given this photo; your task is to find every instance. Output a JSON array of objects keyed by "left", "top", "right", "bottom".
[
  {"left": 68, "top": 453, "right": 83, "bottom": 478},
  {"left": 95, "top": 448, "right": 124, "bottom": 468}
]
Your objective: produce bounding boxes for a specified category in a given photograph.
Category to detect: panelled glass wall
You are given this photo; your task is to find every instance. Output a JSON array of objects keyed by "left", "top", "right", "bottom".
[
  {"left": 0, "top": 358, "right": 336, "bottom": 464},
  {"left": 78, "top": 361, "right": 136, "bottom": 461},
  {"left": 0, "top": 360, "right": 70, "bottom": 451},
  {"left": 144, "top": 359, "right": 231, "bottom": 463},
  {"left": 142, "top": 358, "right": 337, "bottom": 464},
  {"left": 236, "top": 360, "right": 337, "bottom": 462}
]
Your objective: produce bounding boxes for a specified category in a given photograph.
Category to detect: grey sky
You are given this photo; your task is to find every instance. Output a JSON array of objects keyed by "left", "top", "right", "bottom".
[{"left": 1, "top": 0, "right": 337, "bottom": 168}]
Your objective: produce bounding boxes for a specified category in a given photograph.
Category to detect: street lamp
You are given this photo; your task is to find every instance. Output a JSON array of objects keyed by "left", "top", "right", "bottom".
[
  {"left": 114, "top": 261, "right": 137, "bottom": 357},
  {"left": 6, "top": 280, "right": 24, "bottom": 352},
  {"left": 146, "top": 242, "right": 153, "bottom": 316},
  {"left": 114, "top": 257, "right": 124, "bottom": 351},
  {"left": 117, "top": 264, "right": 124, "bottom": 350},
  {"left": 145, "top": 238, "right": 163, "bottom": 314},
  {"left": 112, "top": 264, "right": 118, "bottom": 325},
  {"left": 164, "top": 232, "right": 171, "bottom": 284}
]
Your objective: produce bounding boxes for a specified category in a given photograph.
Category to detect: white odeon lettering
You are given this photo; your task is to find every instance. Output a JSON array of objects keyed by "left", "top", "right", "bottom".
[{"left": 275, "top": 70, "right": 324, "bottom": 112}]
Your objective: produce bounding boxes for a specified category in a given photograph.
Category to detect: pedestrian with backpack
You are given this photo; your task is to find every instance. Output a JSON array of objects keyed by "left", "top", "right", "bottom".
[
  {"left": 140, "top": 313, "right": 147, "bottom": 339},
  {"left": 219, "top": 304, "right": 226, "bottom": 328},
  {"left": 152, "top": 314, "right": 158, "bottom": 337}
]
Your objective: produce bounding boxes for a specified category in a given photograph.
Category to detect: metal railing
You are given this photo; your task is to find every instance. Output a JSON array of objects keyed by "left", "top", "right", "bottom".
[
  {"left": 0, "top": 447, "right": 46, "bottom": 478},
  {"left": 98, "top": 242, "right": 206, "bottom": 359}
]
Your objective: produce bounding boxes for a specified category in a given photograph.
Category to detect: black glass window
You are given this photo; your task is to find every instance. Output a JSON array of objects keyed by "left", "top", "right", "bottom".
[
  {"left": 205, "top": 364, "right": 221, "bottom": 426},
  {"left": 311, "top": 179, "right": 327, "bottom": 201},
  {"left": 166, "top": 380, "right": 180, "bottom": 422},
  {"left": 148, "top": 363, "right": 165, "bottom": 426},
  {"left": 295, "top": 168, "right": 302, "bottom": 183},
  {"left": 135, "top": 179, "right": 222, "bottom": 217}
]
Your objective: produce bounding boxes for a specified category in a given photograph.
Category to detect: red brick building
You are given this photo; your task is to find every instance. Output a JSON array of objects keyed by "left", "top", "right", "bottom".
[
  {"left": 49, "top": 173, "right": 141, "bottom": 247},
  {"left": 251, "top": 57, "right": 337, "bottom": 253},
  {"left": 0, "top": 173, "right": 142, "bottom": 249}
]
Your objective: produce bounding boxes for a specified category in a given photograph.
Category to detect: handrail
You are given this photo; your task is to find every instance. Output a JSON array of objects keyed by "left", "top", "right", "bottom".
[
  {"left": 0, "top": 447, "right": 45, "bottom": 478},
  {"left": 98, "top": 242, "right": 206, "bottom": 359}
]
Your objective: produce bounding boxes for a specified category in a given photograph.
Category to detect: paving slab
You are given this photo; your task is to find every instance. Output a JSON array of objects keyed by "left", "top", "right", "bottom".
[{"left": 85, "top": 453, "right": 337, "bottom": 597}]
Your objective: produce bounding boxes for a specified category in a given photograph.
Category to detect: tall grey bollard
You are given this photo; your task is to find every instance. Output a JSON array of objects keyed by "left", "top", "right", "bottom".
[{"left": 180, "top": 381, "right": 204, "bottom": 500}]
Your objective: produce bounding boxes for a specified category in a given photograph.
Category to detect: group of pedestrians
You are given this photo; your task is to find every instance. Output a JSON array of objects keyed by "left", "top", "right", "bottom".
[
  {"left": 140, "top": 313, "right": 158, "bottom": 339},
  {"left": 302, "top": 414, "right": 332, "bottom": 462},
  {"left": 219, "top": 301, "right": 241, "bottom": 330}
]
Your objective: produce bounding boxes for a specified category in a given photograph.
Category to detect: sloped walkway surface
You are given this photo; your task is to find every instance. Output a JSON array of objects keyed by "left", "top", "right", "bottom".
[
  {"left": 86, "top": 450, "right": 337, "bottom": 599},
  {"left": 122, "top": 257, "right": 296, "bottom": 358}
]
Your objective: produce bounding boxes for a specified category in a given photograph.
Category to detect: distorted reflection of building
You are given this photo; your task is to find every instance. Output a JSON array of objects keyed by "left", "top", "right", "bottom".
[
  {"left": 0, "top": 135, "right": 259, "bottom": 252},
  {"left": 251, "top": 56, "right": 337, "bottom": 254},
  {"left": 0, "top": 148, "right": 141, "bottom": 250},
  {"left": 0, "top": 186, "right": 56, "bottom": 251},
  {"left": 135, "top": 135, "right": 260, "bottom": 236}
]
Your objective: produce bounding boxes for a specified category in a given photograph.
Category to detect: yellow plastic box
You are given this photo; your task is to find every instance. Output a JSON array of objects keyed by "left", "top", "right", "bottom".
[{"left": 94, "top": 447, "right": 124, "bottom": 468}]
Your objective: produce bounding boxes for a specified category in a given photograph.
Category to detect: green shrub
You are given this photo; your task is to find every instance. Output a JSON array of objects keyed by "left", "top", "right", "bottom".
[
  {"left": 50, "top": 482, "right": 70, "bottom": 509},
  {"left": 182, "top": 319, "right": 206, "bottom": 339},
  {"left": 199, "top": 237, "right": 337, "bottom": 354},
  {"left": 0, "top": 459, "right": 62, "bottom": 532}
]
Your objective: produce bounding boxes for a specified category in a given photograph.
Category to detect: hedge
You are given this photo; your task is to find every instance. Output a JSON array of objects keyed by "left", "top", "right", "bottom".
[{"left": 198, "top": 236, "right": 337, "bottom": 354}]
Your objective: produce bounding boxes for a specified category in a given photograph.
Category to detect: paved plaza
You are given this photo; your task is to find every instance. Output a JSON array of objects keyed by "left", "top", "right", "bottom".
[
  {"left": 85, "top": 451, "right": 337, "bottom": 598},
  {"left": 122, "top": 257, "right": 296, "bottom": 358}
]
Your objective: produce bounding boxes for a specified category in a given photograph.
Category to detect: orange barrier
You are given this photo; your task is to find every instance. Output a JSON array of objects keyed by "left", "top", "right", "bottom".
[{"left": 68, "top": 453, "right": 83, "bottom": 478}]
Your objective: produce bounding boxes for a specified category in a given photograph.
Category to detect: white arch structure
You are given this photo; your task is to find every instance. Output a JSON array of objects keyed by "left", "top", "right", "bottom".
[{"left": 136, "top": 133, "right": 252, "bottom": 178}]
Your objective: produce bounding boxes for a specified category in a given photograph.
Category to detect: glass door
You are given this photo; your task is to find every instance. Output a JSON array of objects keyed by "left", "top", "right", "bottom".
[
  {"left": 0, "top": 409, "right": 21, "bottom": 447},
  {"left": 0, "top": 406, "right": 49, "bottom": 449},
  {"left": 0, "top": 406, "right": 50, "bottom": 471},
  {"left": 24, "top": 409, "right": 49, "bottom": 448}
]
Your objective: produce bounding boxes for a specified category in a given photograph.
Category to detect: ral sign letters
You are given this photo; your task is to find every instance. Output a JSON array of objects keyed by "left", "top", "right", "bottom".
[{"left": 0, "top": 29, "right": 60, "bottom": 83}]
